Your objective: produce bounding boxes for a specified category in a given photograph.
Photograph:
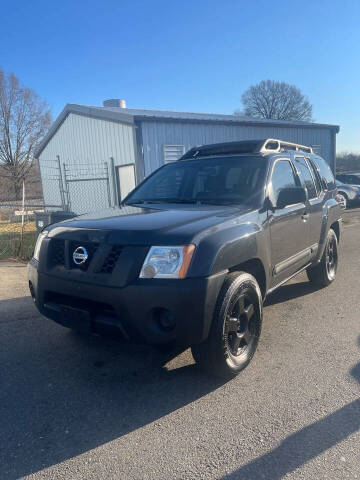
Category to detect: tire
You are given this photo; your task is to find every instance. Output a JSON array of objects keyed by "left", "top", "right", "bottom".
[
  {"left": 337, "top": 192, "right": 348, "bottom": 210},
  {"left": 191, "top": 271, "right": 263, "bottom": 379},
  {"left": 307, "top": 228, "right": 338, "bottom": 287}
]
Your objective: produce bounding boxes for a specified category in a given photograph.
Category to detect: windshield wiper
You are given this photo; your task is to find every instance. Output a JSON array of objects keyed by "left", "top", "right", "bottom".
[
  {"left": 123, "top": 200, "right": 149, "bottom": 205},
  {"left": 124, "top": 198, "right": 241, "bottom": 206},
  {"left": 164, "top": 198, "right": 198, "bottom": 204},
  {"left": 196, "top": 199, "right": 242, "bottom": 205},
  {"left": 125, "top": 198, "right": 198, "bottom": 205}
]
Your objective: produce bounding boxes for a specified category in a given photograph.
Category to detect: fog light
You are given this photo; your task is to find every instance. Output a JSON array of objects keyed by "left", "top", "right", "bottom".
[{"left": 154, "top": 308, "right": 176, "bottom": 332}]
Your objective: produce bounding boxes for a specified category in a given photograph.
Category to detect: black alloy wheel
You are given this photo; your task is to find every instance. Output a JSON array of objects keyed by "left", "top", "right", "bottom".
[
  {"left": 307, "top": 228, "right": 339, "bottom": 287},
  {"left": 191, "top": 271, "right": 262, "bottom": 379},
  {"left": 224, "top": 291, "right": 257, "bottom": 358},
  {"left": 325, "top": 233, "right": 338, "bottom": 281}
]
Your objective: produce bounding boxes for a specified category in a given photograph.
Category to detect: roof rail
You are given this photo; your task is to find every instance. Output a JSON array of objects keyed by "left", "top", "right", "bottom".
[
  {"left": 260, "top": 139, "right": 313, "bottom": 154},
  {"left": 180, "top": 139, "right": 313, "bottom": 160}
]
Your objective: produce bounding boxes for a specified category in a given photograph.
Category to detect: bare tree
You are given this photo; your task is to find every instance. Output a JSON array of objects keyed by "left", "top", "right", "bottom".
[
  {"left": 238, "top": 80, "right": 313, "bottom": 122},
  {"left": 0, "top": 69, "right": 51, "bottom": 199}
]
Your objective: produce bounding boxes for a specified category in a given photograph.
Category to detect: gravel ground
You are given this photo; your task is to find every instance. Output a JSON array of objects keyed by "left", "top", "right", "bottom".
[{"left": 0, "top": 213, "right": 359, "bottom": 480}]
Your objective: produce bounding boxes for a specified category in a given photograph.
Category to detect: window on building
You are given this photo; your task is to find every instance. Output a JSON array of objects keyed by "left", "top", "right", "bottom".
[
  {"left": 294, "top": 157, "right": 318, "bottom": 199},
  {"left": 269, "top": 160, "right": 298, "bottom": 206},
  {"left": 163, "top": 145, "right": 185, "bottom": 164}
]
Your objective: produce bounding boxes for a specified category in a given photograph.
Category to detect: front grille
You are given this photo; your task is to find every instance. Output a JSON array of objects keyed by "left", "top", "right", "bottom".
[
  {"left": 69, "top": 241, "right": 99, "bottom": 270},
  {"left": 44, "top": 291, "right": 115, "bottom": 315},
  {"left": 49, "top": 239, "right": 65, "bottom": 267},
  {"left": 99, "top": 245, "right": 123, "bottom": 273},
  {"left": 48, "top": 238, "right": 123, "bottom": 274}
]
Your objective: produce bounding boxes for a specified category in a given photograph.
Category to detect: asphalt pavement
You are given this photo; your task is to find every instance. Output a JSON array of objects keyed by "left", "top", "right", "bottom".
[{"left": 0, "top": 212, "right": 359, "bottom": 480}]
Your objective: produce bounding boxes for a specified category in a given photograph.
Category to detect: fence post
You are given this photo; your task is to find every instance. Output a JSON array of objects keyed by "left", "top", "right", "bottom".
[
  {"left": 19, "top": 180, "right": 25, "bottom": 258},
  {"left": 109, "top": 157, "right": 119, "bottom": 206},
  {"left": 56, "top": 155, "right": 66, "bottom": 210},
  {"left": 104, "top": 162, "right": 112, "bottom": 207},
  {"left": 63, "top": 163, "right": 71, "bottom": 211}
]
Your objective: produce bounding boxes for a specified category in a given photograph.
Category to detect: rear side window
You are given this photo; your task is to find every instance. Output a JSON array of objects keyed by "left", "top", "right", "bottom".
[
  {"left": 269, "top": 160, "right": 297, "bottom": 205},
  {"left": 311, "top": 156, "right": 336, "bottom": 191},
  {"left": 294, "top": 157, "right": 317, "bottom": 199},
  {"left": 307, "top": 158, "right": 322, "bottom": 194}
]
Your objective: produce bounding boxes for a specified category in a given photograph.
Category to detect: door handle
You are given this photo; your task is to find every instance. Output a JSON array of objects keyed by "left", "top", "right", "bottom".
[{"left": 302, "top": 212, "right": 309, "bottom": 221}]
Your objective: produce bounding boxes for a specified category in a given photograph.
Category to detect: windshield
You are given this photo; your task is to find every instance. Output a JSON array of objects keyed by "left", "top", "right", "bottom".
[{"left": 125, "top": 156, "right": 266, "bottom": 206}]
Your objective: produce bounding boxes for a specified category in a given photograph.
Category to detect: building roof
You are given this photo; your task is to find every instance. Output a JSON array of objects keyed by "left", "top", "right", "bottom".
[
  {"left": 34, "top": 103, "right": 340, "bottom": 158},
  {"left": 105, "top": 106, "right": 339, "bottom": 129}
]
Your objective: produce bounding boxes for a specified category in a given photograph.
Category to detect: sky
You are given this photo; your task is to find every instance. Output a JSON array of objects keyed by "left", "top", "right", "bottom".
[{"left": 1, "top": 0, "right": 359, "bottom": 152}]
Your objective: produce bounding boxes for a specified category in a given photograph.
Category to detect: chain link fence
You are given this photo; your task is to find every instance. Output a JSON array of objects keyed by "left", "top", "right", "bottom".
[
  {"left": 63, "top": 160, "right": 112, "bottom": 214},
  {"left": 0, "top": 157, "right": 118, "bottom": 260},
  {"left": 0, "top": 163, "right": 43, "bottom": 260},
  {"left": 39, "top": 156, "right": 115, "bottom": 215}
]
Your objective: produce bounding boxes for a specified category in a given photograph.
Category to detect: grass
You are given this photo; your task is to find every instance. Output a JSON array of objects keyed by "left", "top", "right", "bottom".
[
  {"left": 0, "top": 220, "right": 37, "bottom": 260},
  {"left": 0, "top": 220, "right": 36, "bottom": 234},
  {"left": 0, "top": 230, "right": 38, "bottom": 260}
]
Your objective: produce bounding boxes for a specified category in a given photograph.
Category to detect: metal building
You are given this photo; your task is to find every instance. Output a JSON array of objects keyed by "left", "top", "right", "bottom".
[{"left": 35, "top": 99, "right": 339, "bottom": 214}]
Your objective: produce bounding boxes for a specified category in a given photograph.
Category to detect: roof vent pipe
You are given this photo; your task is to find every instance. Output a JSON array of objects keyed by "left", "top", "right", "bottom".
[{"left": 103, "top": 98, "right": 127, "bottom": 108}]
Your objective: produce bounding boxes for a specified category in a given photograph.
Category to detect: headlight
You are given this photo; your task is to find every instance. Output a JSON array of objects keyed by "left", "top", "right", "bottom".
[
  {"left": 140, "top": 245, "right": 195, "bottom": 279},
  {"left": 33, "top": 231, "right": 48, "bottom": 261}
]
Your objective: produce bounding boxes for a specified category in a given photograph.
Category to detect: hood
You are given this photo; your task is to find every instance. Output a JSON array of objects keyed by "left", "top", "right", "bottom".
[{"left": 47, "top": 204, "right": 251, "bottom": 245}]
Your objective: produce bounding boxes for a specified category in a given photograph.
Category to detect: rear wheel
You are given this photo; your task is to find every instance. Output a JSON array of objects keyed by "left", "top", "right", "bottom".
[
  {"left": 191, "top": 272, "right": 262, "bottom": 379},
  {"left": 307, "top": 228, "right": 338, "bottom": 287}
]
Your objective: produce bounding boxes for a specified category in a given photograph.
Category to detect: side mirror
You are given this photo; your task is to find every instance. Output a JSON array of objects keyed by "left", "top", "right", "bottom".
[{"left": 277, "top": 187, "right": 306, "bottom": 209}]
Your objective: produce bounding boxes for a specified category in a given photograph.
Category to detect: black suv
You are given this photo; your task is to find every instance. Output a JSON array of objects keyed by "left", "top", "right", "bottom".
[{"left": 28, "top": 139, "right": 341, "bottom": 378}]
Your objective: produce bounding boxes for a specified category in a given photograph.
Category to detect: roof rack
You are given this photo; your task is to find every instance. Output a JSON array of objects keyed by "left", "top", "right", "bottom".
[
  {"left": 260, "top": 139, "right": 313, "bottom": 154},
  {"left": 180, "top": 139, "right": 313, "bottom": 160}
]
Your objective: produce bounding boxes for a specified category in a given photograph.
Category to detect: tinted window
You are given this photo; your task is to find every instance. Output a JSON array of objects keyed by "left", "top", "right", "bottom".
[
  {"left": 138, "top": 167, "right": 186, "bottom": 199},
  {"left": 336, "top": 174, "right": 349, "bottom": 183},
  {"left": 312, "top": 156, "right": 336, "bottom": 190},
  {"left": 269, "top": 160, "right": 297, "bottom": 205},
  {"left": 348, "top": 175, "right": 360, "bottom": 184},
  {"left": 295, "top": 157, "right": 317, "bottom": 199},
  {"left": 337, "top": 174, "right": 360, "bottom": 185},
  {"left": 307, "top": 158, "right": 322, "bottom": 194},
  {"left": 125, "top": 156, "right": 266, "bottom": 205}
]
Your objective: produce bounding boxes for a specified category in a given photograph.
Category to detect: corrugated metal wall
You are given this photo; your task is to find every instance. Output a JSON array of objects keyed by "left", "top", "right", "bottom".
[
  {"left": 38, "top": 113, "right": 136, "bottom": 213},
  {"left": 140, "top": 120, "right": 334, "bottom": 176}
]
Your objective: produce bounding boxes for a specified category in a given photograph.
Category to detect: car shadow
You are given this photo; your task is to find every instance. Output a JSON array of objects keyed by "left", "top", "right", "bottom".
[
  {"left": 1, "top": 296, "right": 358, "bottom": 480},
  {"left": 0, "top": 296, "right": 226, "bottom": 479},
  {"left": 219, "top": 337, "right": 360, "bottom": 479},
  {"left": 265, "top": 280, "right": 322, "bottom": 307}
]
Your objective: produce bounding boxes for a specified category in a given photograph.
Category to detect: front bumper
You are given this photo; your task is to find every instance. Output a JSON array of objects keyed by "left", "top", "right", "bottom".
[{"left": 28, "top": 259, "right": 226, "bottom": 346}]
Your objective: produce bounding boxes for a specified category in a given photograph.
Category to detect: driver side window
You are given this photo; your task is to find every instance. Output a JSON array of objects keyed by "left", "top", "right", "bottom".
[{"left": 269, "top": 160, "right": 297, "bottom": 206}]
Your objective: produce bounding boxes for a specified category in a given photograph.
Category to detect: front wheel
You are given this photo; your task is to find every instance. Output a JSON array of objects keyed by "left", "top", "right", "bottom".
[
  {"left": 191, "top": 272, "right": 262, "bottom": 379},
  {"left": 307, "top": 228, "right": 338, "bottom": 287}
]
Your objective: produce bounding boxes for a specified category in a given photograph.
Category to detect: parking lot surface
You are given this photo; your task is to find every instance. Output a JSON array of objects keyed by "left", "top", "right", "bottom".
[{"left": 1, "top": 213, "right": 359, "bottom": 480}]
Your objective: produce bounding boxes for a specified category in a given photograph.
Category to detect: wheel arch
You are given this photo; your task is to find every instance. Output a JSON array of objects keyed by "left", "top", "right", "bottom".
[
  {"left": 337, "top": 190, "right": 348, "bottom": 200},
  {"left": 229, "top": 258, "right": 267, "bottom": 299}
]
